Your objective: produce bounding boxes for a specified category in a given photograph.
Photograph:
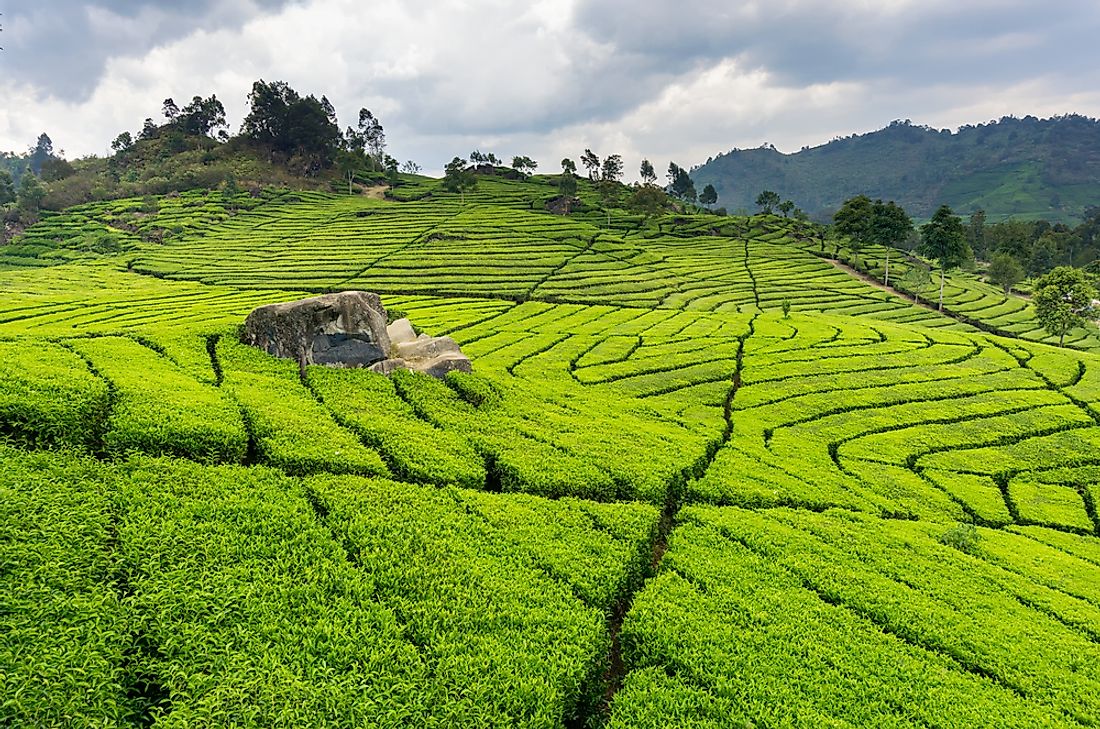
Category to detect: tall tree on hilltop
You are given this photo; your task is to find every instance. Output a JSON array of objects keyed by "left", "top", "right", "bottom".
[
  {"left": 699, "top": 183, "right": 718, "bottom": 208},
  {"left": 666, "top": 162, "right": 696, "bottom": 203},
  {"left": 511, "top": 155, "right": 537, "bottom": 177},
  {"left": 778, "top": 199, "right": 794, "bottom": 217},
  {"left": 357, "top": 109, "right": 385, "bottom": 165},
  {"left": 175, "top": 95, "right": 228, "bottom": 138},
  {"left": 241, "top": 80, "right": 343, "bottom": 173},
  {"left": 557, "top": 170, "right": 578, "bottom": 211},
  {"left": 110, "top": 132, "right": 133, "bottom": 154},
  {"left": 561, "top": 158, "right": 577, "bottom": 176},
  {"left": 581, "top": 149, "right": 600, "bottom": 180},
  {"left": 443, "top": 156, "right": 477, "bottom": 203},
  {"left": 919, "top": 204, "right": 971, "bottom": 311},
  {"left": 639, "top": 159, "right": 657, "bottom": 186},
  {"left": 833, "top": 195, "right": 876, "bottom": 257},
  {"left": 28, "top": 133, "right": 53, "bottom": 174},
  {"left": 755, "top": 190, "right": 781, "bottom": 215},
  {"left": 601, "top": 154, "right": 623, "bottom": 183}
]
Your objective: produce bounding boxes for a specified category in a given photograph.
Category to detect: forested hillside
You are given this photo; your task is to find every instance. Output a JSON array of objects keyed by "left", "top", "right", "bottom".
[{"left": 692, "top": 115, "right": 1100, "bottom": 223}]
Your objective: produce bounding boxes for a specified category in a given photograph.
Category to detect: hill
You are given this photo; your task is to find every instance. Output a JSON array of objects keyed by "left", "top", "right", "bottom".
[
  {"left": 691, "top": 115, "right": 1100, "bottom": 223},
  {"left": 4, "top": 174, "right": 1100, "bottom": 726}
]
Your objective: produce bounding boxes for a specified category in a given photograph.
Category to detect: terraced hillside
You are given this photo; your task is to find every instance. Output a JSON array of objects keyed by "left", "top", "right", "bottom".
[{"left": 4, "top": 177, "right": 1100, "bottom": 727}]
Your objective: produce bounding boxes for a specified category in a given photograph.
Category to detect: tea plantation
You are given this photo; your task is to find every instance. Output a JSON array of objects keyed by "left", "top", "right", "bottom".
[{"left": 3, "top": 176, "right": 1100, "bottom": 727}]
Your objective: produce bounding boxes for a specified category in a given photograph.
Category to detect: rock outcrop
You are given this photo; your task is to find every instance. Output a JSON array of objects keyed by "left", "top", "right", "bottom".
[
  {"left": 241, "top": 291, "right": 471, "bottom": 378},
  {"left": 372, "top": 320, "right": 471, "bottom": 377}
]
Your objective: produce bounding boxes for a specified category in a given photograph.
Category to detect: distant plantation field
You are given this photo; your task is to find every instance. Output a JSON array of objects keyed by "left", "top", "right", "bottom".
[{"left": 4, "top": 175, "right": 1100, "bottom": 727}]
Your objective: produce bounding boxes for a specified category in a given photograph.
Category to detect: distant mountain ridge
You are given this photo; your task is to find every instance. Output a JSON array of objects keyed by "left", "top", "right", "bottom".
[{"left": 690, "top": 115, "right": 1100, "bottom": 223}]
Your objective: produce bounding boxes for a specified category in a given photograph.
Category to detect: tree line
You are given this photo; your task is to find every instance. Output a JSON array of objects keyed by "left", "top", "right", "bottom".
[{"left": 830, "top": 194, "right": 1097, "bottom": 345}]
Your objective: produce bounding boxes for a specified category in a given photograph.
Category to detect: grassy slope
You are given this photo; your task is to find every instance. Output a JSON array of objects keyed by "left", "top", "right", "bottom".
[{"left": 3, "top": 176, "right": 1100, "bottom": 727}]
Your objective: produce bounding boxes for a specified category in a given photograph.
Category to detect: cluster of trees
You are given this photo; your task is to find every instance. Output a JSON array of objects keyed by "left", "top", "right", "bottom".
[
  {"left": 440, "top": 151, "right": 541, "bottom": 203},
  {"left": 1, "top": 134, "right": 62, "bottom": 230},
  {"left": 830, "top": 194, "right": 1100, "bottom": 344},
  {"left": 966, "top": 209, "right": 1100, "bottom": 278},
  {"left": 4, "top": 79, "right": 431, "bottom": 214},
  {"left": 755, "top": 190, "right": 805, "bottom": 219}
]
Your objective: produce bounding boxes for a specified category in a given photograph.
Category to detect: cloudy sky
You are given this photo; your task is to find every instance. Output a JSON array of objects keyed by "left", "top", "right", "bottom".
[{"left": 2, "top": 0, "right": 1099, "bottom": 175}]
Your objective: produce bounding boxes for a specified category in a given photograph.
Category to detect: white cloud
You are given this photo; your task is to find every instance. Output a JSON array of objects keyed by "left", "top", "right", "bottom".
[{"left": 1, "top": 0, "right": 1098, "bottom": 175}]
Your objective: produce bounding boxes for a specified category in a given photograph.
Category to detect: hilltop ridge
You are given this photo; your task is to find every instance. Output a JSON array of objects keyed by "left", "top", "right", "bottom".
[{"left": 691, "top": 115, "right": 1100, "bottom": 223}]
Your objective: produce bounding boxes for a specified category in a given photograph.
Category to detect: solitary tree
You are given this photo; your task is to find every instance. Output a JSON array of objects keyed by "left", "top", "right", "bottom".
[
  {"left": 987, "top": 252, "right": 1024, "bottom": 294},
  {"left": 561, "top": 158, "right": 577, "bottom": 176},
  {"left": 870, "top": 199, "right": 912, "bottom": 287},
  {"left": 755, "top": 190, "right": 781, "bottom": 215},
  {"left": 400, "top": 160, "right": 422, "bottom": 174},
  {"left": 357, "top": 109, "right": 386, "bottom": 165},
  {"left": 919, "top": 205, "right": 971, "bottom": 311},
  {"left": 442, "top": 156, "right": 477, "bottom": 203},
  {"left": 335, "top": 149, "right": 361, "bottom": 194},
  {"left": 600, "top": 154, "right": 623, "bottom": 183},
  {"left": 580, "top": 149, "right": 600, "bottom": 180},
  {"left": 699, "top": 183, "right": 718, "bottom": 208},
  {"left": 778, "top": 199, "right": 794, "bottom": 217},
  {"left": 110, "top": 132, "right": 134, "bottom": 154},
  {"left": 557, "top": 171, "right": 578, "bottom": 211},
  {"left": 511, "top": 155, "right": 537, "bottom": 177},
  {"left": 1033, "top": 266, "right": 1097, "bottom": 345},
  {"left": 175, "top": 95, "right": 228, "bottom": 137},
  {"left": 597, "top": 180, "right": 618, "bottom": 227},
  {"left": 639, "top": 159, "right": 657, "bottom": 186},
  {"left": 28, "top": 133, "right": 53, "bottom": 174},
  {"left": 628, "top": 185, "right": 666, "bottom": 219},
  {"left": 833, "top": 194, "right": 875, "bottom": 255},
  {"left": 666, "top": 163, "right": 696, "bottom": 202}
]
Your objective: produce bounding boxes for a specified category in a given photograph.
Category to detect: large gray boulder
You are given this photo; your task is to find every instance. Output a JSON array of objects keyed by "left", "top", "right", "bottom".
[
  {"left": 241, "top": 296, "right": 471, "bottom": 378},
  {"left": 241, "top": 291, "right": 391, "bottom": 368}
]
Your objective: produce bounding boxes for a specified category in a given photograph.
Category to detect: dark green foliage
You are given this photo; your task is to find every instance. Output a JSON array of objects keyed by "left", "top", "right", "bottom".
[
  {"left": 920, "top": 205, "right": 971, "bottom": 310},
  {"left": 1033, "top": 266, "right": 1097, "bottom": 344},
  {"left": 443, "top": 156, "right": 478, "bottom": 202},
  {"left": 600, "top": 154, "right": 624, "bottom": 182},
  {"left": 511, "top": 155, "right": 537, "bottom": 176},
  {"left": 939, "top": 522, "right": 981, "bottom": 554},
  {"left": 691, "top": 115, "right": 1100, "bottom": 222},
  {"left": 667, "top": 162, "right": 696, "bottom": 203},
  {"left": 987, "top": 252, "right": 1024, "bottom": 293},
  {"left": 755, "top": 189, "right": 780, "bottom": 214},
  {"left": 833, "top": 194, "right": 875, "bottom": 249},
  {"left": 240, "top": 79, "right": 342, "bottom": 173},
  {"left": 0, "top": 168, "right": 15, "bottom": 206},
  {"left": 699, "top": 183, "right": 718, "bottom": 207},
  {"left": 581, "top": 149, "right": 600, "bottom": 180},
  {"left": 17, "top": 172, "right": 45, "bottom": 213}
]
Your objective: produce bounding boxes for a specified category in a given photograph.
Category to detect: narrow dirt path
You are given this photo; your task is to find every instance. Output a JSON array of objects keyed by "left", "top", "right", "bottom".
[{"left": 825, "top": 258, "right": 940, "bottom": 312}]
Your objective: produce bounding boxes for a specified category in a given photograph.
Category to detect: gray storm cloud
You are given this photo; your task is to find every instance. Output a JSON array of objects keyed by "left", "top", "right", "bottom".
[{"left": 1, "top": 0, "right": 1098, "bottom": 171}]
